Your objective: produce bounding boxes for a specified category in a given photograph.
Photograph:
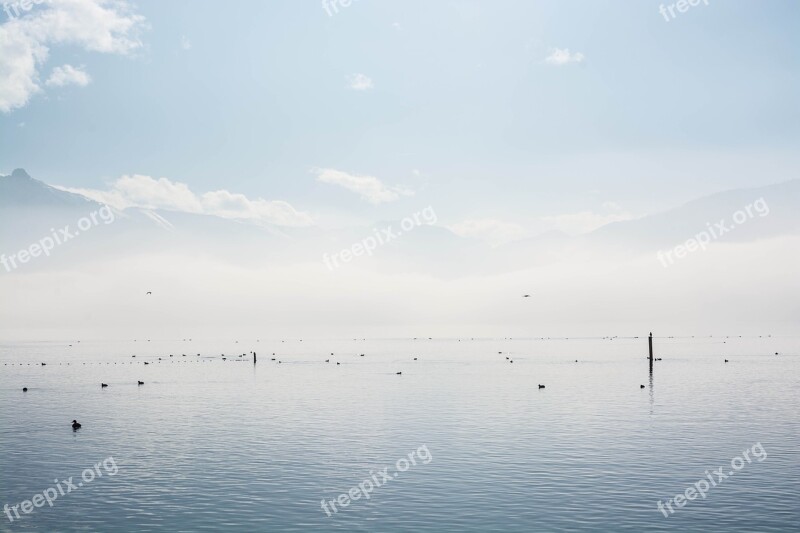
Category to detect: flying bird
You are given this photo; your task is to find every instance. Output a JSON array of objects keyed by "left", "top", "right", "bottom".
[
  {"left": 522, "top": 294, "right": 531, "bottom": 298},
  {"left": 146, "top": 291, "right": 152, "bottom": 295}
]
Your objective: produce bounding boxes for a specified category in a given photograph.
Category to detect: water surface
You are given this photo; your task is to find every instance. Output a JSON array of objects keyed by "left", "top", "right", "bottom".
[{"left": 1, "top": 336, "right": 798, "bottom": 532}]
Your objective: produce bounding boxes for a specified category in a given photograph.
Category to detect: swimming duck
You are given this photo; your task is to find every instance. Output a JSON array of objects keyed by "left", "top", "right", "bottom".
[
  {"left": 72, "top": 420, "right": 81, "bottom": 429},
  {"left": 101, "top": 383, "right": 108, "bottom": 387},
  {"left": 538, "top": 384, "right": 545, "bottom": 389},
  {"left": 138, "top": 381, "right": 144, "bottom": 385},
  {"left": 22, "top": 387, "right": 28, "bottom": 392}
]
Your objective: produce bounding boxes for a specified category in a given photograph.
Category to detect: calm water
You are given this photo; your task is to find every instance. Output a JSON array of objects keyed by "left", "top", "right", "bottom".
[{"left": 1, "top": 336, "right": 798, "bottom": 532}]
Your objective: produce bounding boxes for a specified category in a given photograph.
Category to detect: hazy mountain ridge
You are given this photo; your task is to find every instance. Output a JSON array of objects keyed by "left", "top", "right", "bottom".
[{"left": 2, "top": 169, "right": 798, "bottom": 276}]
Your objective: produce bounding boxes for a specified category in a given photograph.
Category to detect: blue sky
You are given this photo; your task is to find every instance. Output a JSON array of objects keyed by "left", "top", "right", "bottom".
[{"left": 1, "top": 0, "right": 798, "bottom": 238}]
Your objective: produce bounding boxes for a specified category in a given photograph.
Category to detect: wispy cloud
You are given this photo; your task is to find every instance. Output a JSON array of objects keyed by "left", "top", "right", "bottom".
[
  {"left": 180, "top": 35, "right": 191, "bottom": 50},
  {"left": 541, "top": 206, "right": 634, "bottom": 235},
  {"left": 347, "top": 73, "right": 373, "bottom": 91},
  {"left": 545, "top": 47, "right": 585, "bottom": 66},
  {"left": 0, "top": 0, "right": 146, "bottom": 112},
  {"left": 45, "top": 64, "right": 91, "bottom": 87},
  {"left": 314, "top": 168, "right": 413, "bottom": 204},
  {"left": 448, "top": 219, "right": 528, "bottom": 246},
  {"left": 56, "top": 174, "right": 314, "bottom": 227}
]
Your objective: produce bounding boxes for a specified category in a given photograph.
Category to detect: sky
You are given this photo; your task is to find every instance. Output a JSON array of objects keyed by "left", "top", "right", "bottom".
[
  {"left": 1, "top": 1, "right": 799, "bottom": 340},
  {"left": 1, "top": 0, "right": 799, "bottom": 243}
]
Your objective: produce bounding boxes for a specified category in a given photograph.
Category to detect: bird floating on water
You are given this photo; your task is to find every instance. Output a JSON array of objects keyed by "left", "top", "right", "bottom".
[
  {"left": 138, "top": 381, "right": 144, "bottom": 385},
  {"left": 72, "top": 420, "right": 81, "bottom": 430},
  {"left": 101, "top": 383, "right": 108, "bottom": 387},
  {"left": 22, "top": 387, "right": 28, "bottom": 392},
  {"left": 538, "top": 384, "right": 545, "bottom": 389}
]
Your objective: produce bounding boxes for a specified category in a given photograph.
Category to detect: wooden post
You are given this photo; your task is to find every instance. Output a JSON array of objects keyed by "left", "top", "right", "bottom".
[
  {"left": 648, "top": 332, "right": 653, "bottom": 362},
  {"left": 253, "top": 351, "right": 257, "bottom": 364}
]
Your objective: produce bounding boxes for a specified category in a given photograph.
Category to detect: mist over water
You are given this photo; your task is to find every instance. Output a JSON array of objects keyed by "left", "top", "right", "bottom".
[{"left": 2, "top": 0, "right": 799, "bottom": 530}]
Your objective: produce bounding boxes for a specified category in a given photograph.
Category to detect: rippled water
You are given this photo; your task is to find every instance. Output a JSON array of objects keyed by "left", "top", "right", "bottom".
[{"left": 1, "top": 336, "right": 798, "bottom": 532}]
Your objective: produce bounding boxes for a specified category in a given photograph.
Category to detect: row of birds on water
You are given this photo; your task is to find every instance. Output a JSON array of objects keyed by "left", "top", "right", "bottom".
[
  {"left": 31, "top": 345, "right": 787, "bottom": 431},
  {"left": 13, "top": 345, "right": 785, "bottom": 373},
  {"left": 58, "top": 333, "right": 779, "bottom": 349}
]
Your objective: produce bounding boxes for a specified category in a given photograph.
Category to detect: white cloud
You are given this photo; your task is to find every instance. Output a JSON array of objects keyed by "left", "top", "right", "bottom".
[
  {"left": 545, "top": 47, "right": 585, "bottom": 66},
  {"left": 541, "top": 210, "right": 634, "bottom": 235},
  {"left": 45, "top": 64, "right": 91, "bottom": 87},
  {"left": 56, "top": 174, "right": 315, "bottom": 227},
  {"left": 347, "top": 73, "right": 373, "bottom": 91},
  {"left": 314, "top": 168, "right": 413, "bottom": 204},
  {"left": 0, "top": 0, "right": 145, "bottom": 112},
  {"left": 180, "top": 35, "right": 191, "bottom": 50},
  {"left": 448, "top": 219, "right": 528, "bottom": 246}
]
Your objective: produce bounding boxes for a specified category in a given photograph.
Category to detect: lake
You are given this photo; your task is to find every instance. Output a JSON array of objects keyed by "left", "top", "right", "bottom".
[{"left": 1, "top": 336, "right": 798, "bottom": 532}]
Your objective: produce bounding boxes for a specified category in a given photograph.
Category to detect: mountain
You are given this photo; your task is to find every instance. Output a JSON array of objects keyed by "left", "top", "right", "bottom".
[{"left": 1, "top": 169, "right": 799, "bottom": 277}]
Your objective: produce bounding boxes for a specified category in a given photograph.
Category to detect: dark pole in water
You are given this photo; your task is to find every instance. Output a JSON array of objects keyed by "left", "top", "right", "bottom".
[
  {"left": 253, "top": 351, "right": 257, "bottom": 364},
  {"left": 648, "top": 332, "right": 653, "bottom": 362}
]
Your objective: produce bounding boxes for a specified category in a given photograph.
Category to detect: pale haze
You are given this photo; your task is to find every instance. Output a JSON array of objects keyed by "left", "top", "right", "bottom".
[
  {"left": 1, "top": 1, "right": 799, "bottom": 340},
  {"left": 1, "top": 3, "right": 799, "bottom": 533}
]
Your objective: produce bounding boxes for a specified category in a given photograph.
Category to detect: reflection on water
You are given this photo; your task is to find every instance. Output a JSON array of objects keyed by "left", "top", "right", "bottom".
[{"left": 1, "top": 336, "right": 798, "bottom": 532}]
